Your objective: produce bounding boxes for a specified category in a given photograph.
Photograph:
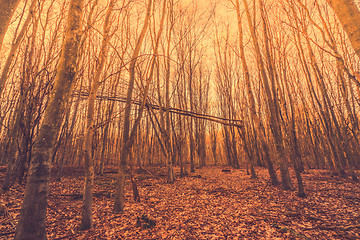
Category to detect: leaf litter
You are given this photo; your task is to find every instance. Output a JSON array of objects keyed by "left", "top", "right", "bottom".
[{"left": 0, "top": 165, "right": 359, "bottom": 239}]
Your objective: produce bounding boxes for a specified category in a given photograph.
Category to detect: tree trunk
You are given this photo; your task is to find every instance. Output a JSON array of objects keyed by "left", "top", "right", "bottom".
[
  {"left": 80, "top": 0, "right": 115, "bottom": 230},
  {"left": 113, "top": 0, "right": 152, "bottom": 213},
  {"left": 0, "top": 0, "right": 22, "bottom": 50},
  {"left": 243, "top": 0, "right": 288, "bottom": 188},
  {"left": 14, "top": 0, "right": 84, "bottom": 239},
  {"left": 326, "top": 0, "right": 360, "bottom": 59},
  {"left": 0, "top": 0, "right": 36, "bottom": 96},
  {"left": 164, "top": 0, "right": 175, "bottom": 183}
]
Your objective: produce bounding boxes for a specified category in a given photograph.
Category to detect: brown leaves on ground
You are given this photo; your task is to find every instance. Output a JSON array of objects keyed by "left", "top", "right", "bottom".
[{"left": 1, "top": 165, "right": 360, "bottom": 239}]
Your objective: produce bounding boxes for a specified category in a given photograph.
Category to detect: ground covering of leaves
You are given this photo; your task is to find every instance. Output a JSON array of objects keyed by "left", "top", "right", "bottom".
[{"left": 1, "top": 165, "right": 360, "bottom": 239}]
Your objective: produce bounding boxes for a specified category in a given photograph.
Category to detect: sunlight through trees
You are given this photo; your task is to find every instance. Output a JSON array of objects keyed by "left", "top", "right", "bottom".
[{"left": 0, "top": 0, "right": 359, "bottom": 239}]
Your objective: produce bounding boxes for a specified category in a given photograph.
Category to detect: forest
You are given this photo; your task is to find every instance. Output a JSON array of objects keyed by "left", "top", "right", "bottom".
[{"left": 0, "top": 0, "right": 360, "bottom": 239}]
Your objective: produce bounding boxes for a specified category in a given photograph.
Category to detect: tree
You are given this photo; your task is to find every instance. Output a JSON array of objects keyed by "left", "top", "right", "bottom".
[
  {"left": 14, "top": 0, "right": 84, "bottom": 238},
  {"left": 326, "top": 0, "right": 360, "bottom": 59},
  {"left": 242, "top": 0, "right": 292, "bottom": 190},
  {"left": 113, "top": 0, "right": 152, "bottom": 213},
  {"left": 0, "top": 0, "right": 22, "bottom": 50},
  {"left": 0, "top": 0, "right": 36, "bottom": 96},
  {"left": 80, "top": 0, "right": 116, "bottom": 230}
]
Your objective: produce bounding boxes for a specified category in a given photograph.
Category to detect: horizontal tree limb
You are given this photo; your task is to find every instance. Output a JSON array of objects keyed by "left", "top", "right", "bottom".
[{"left": 72, "top": 91, "right": 243, "bottom": 128}]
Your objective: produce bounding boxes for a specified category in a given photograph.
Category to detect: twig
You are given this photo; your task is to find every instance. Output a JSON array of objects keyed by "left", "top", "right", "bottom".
[
  {"left": 0, "top": 231, "right": 15, "bottom": 237},
  {"left": 272, "top": 223, "right": 310, "bottom": 240},
  {"left": 53, "top": 233, "right": 77, "bottom": 240},
  {"left": 260, "top": 167, "right": 281, "bottom": 195},
  {"left": 0, "top": 202, "right": 16, "bottom": 227},
  {"left": 141, "top": 167, "right": 157, "bottom": 178},
  {"left": 303, "top": 224, "right": 360, "bottom": 231}
]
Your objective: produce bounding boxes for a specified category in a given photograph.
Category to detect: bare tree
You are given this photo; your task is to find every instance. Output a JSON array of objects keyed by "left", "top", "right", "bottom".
[
  {"left": 80, "top": 0, "right": 116, "bottom": 230},
  {"left": 0, "top": 0, "right": 36, "bottom": 96},
  {"left": 326, "top": 0, "right": 360, "bottom": 59},
  {"left": 14, "top": 0, "right": 84, "bottom": 238},
  {"left": 113, "top": 0, "right": 152, "bottom": 213},
  {"left": 0, "top": 0, "right": 22, "bottom": 50}
]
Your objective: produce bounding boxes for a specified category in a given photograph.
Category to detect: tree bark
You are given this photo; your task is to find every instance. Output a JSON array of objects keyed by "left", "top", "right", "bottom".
[
  {"left": 14, "top": 0, "right": 84, "bottom": 239},
  {"left": 113, "top": 0, "right": 152, "bottom": 213},
  {"left": 326, "top": 0, "right": 360, "bottom": 59},
  {"left": 80, "top": 0, "right": 115, "bottom": 230},
  {"left": 235, "top": 0, "right": 258, "bottom": 178},
  {"left": 242, "top": 0, "right": 289, "bottom": 189},
  {"left": 163, "top": 0, "right": 175, "bottom": 183},
  {"left": 0, "top": 0, "right": 36, "bottom": 96},
  {"left": 0, "top": 0, "right": 22, "bottom": 51}
]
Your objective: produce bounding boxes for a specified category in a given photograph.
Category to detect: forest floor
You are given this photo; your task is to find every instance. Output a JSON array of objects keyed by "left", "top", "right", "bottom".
[{"left": 1, "top": 165, "right": 360, "bottom": 240}]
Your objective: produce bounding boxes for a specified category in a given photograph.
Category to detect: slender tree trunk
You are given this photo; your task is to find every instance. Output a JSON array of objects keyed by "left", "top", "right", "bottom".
[
  {"left": 0, "top": 0, "right": 36, "bottom": 96},
  {"left": 80, "top": 0, "right": 115, "bottom": 230},
  {"left": 283, "top": 67, "right": 306, "bottom": 198},
  {"left": 164, "top": 0, "right": 175, "bottom": 183},
  {"left": 235, "top": 0, "right": 257, "bottom": 178},
  {"left": 243, "top": 0, "right": 289, "bottom": 188},
  {"left": 14, "top": 0, "right": 84, "bottom": 239},
  {"left": 0, "top": 0, "right": 22, "bottom": 50},
  {"left": 114, "top": 0, "right": 152, "bottom": 212},
  {"left": 326, "top": 0, "right": 360, "bottom": 59}
]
